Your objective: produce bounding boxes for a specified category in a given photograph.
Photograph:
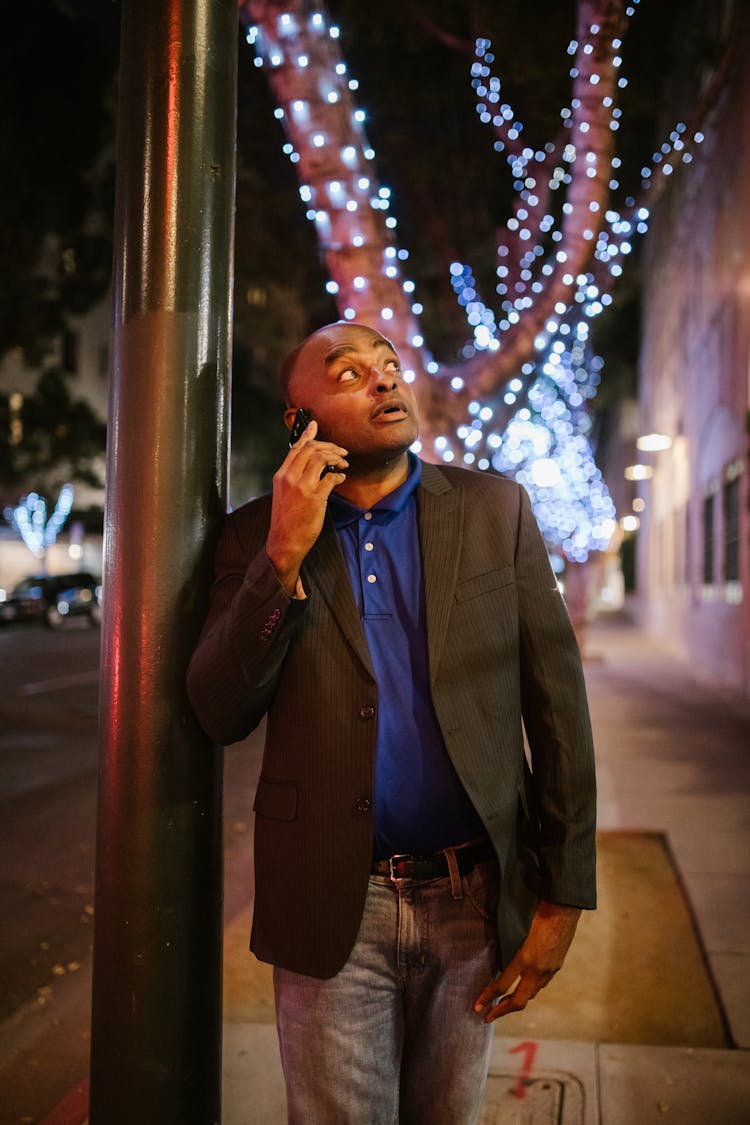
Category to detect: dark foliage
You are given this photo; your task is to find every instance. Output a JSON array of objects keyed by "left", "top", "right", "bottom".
[
  {"left": 0, "top": 2, "right": 117, "bottom": 365},
  {"left": 0, "top": 368, "right": 106, "bottom": 497}
]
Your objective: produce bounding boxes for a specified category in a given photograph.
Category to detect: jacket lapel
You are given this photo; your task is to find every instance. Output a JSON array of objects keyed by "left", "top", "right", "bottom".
[
  {"left": 302, "top": 462, "right": 463, "bottom": 686},
  {"left": 302, "top": 517, "right": 376, "bottom": 681},
  {"left": 417, "top": 463, "right": 464, "bottom": 685}
]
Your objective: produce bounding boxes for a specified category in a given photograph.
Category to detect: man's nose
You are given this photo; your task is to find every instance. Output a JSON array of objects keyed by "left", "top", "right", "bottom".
[{"left": 369, "top": 366, "right": 397, "bottom": 392}]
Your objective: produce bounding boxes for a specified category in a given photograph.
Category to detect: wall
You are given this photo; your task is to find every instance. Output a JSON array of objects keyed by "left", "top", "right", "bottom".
[{"left": 636, "top": 6, "right": 749, "bottom": 695}]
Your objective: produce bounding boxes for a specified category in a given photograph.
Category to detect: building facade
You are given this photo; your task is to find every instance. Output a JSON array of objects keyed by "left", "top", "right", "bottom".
[
  {"left": 0, "top": 291, "right": 110, "bottom": 514},
  {"left": 635, "top": 5, "right": 749, "bottom": 695}
]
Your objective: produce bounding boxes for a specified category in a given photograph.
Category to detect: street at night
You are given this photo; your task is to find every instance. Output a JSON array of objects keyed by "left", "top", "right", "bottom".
[
  {"left": 1, "top": 614, "right": 749, "bottom": 1122},
  {"left": 0, "top": 622, "right": 262, "bottom": 1124},
  {"left": 2, "top": 1, "right": 750, "bottom": 1122},
  {"left": 0, "top": 623, "right": 99, "bottom": 1022},
  {"left": 0, "top": 622, "right": 98, "bottom": 1124}
]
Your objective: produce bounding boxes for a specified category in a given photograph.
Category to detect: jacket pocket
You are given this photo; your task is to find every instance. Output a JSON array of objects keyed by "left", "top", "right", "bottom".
[
  {"left": 253, "top": 776, "right": 298, "bottom": 821},
  {"left": 454, "top": 565, "right": 514, "bottom": 603}
]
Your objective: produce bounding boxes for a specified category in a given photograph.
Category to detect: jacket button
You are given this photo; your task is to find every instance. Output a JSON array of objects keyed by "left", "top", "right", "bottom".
[
  {"left": 354, "top": 797, "right": 371, "bottom": 814},
  {"left": 359, "top": 705, "right": 375, "bottom": 720}
]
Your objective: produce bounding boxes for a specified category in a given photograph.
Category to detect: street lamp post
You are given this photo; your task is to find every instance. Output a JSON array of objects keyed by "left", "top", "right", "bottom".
[{"left": 89, "top": 1, "right": 237, "bottom": 1121}]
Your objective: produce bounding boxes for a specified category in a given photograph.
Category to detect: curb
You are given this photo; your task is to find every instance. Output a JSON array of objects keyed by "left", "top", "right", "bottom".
[{"left": 39, "top": 1077, "right": 89, "bottom": 1125}]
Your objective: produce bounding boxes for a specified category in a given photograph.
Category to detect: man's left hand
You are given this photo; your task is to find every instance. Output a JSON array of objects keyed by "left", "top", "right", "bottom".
[{"left": 473, "top": 901, "right": 581, "bottom": 1023}]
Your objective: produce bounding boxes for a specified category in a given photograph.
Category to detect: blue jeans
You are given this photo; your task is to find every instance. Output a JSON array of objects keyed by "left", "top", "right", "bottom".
[{"left": 274, "top": 856, "right": 500, "bottom": 1124}]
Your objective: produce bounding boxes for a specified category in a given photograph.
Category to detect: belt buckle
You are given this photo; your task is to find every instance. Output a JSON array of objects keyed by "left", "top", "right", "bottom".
[{"left": 388, "top": 853, "right": 411, "bottom": 883}]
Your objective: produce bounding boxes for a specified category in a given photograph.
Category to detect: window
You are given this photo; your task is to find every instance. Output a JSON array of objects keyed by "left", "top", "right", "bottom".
[
  {"left": 673, "top": 506, "right": 686, "bottom": 587},
  {"left": 63, "top": 329, "right": 79, "bottom": 374},
  {"left": 703, "top": 493, "right": 714, "bottom": 585},
  {"left": 723, "top": 476, "right": 740, "bottom": 582}
]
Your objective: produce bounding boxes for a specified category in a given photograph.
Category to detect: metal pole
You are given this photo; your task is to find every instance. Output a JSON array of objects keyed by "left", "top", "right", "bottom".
[{"left": 90, "top": 0, "right": 236, "bottom": 1121}]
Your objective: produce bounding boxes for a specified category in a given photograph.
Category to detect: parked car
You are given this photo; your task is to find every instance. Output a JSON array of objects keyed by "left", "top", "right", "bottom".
[{"left": 0, "top": 572, "right": 102, "bottom": 628}]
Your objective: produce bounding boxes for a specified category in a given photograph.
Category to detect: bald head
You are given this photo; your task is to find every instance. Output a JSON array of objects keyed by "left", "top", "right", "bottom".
[
  {"left": 280, "top": 322, "right": 396, "bottom": 405},
  {"left": 278, "top": 320, "right": 419, "bottom": 462}
]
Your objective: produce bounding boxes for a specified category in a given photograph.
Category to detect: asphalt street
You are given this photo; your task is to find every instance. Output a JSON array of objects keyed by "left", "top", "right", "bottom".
[
  {"left": 0, "top": 620, "right": 260, "bottom": 1124},
  {"left": 0, "top": 622, "right": 100, "bottom": 1022}
]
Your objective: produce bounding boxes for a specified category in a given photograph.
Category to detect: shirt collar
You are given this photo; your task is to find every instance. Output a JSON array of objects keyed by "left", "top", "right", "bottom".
[{"left": 328, "top": 452, "right": 422, "bottom": 529}]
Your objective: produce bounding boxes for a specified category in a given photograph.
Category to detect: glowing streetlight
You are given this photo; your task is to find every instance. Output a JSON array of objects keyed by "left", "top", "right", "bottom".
[
  {"left": 624, "top": 463, "right": 653, "bottom": 480},
  {"left": 636, "top": 433, "right": 672, "bottom": 452}
]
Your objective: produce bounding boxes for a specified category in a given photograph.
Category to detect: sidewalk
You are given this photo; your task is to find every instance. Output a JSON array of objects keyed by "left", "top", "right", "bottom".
[
  {"left": 221, "top": 612, "right": 750, "bottom": 1123},
  {"left": 36, "top": 613, "right": 750, "bottom": 1123},
  {"left": 584, "top": 613, "right": 750, "bottom": 1052}
]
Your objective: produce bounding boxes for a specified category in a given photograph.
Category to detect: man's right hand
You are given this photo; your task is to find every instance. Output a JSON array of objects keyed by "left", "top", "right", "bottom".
[{"left": 265, "top": 420, "right": 348, "bottom": 595}]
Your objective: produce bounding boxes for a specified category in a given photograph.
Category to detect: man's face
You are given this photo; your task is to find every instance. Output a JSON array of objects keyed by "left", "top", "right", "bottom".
[{"left": 284, "top": 323, "right": 420, "bottom": 465}]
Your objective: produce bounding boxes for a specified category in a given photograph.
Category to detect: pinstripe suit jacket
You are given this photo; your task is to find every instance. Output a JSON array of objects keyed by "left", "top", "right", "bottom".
[{"left": 187, "top": 461, "right": 596, "bottom": 979}]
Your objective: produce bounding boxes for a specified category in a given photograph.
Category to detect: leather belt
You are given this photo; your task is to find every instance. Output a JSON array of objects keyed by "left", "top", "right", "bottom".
[{"left": 371, "top": 837, "right": 496, "bottom": 882}]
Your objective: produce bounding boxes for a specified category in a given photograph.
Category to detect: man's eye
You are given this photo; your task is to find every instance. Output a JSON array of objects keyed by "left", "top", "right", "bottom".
[
  {"left": 385, "top": 359, "right": 401, "bottom": 373},
  {"left": 339, "top": 367, "right": 357, "bottom": 382}
]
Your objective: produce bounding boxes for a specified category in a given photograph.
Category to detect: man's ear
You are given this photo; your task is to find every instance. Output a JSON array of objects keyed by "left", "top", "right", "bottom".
[{"left": 283, "top": 406, "right": 297, "bottom": 431}]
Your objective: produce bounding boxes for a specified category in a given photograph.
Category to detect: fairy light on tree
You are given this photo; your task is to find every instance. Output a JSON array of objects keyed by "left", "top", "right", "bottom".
[
  {"left": 240, "top": 0, "right": 729, "bottom": 561},
  {"left": 6, "top": 484, "right": 75, "bottom": 566}
]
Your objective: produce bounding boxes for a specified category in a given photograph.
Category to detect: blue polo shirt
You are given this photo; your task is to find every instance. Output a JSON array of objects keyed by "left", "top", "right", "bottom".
[{"left": 328, "top": 455, "right": 485, "bottom": 859}]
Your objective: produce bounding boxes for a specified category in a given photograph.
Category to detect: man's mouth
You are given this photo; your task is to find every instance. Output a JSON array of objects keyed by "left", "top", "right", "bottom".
[{"left": 372, "top": 401, "right": 408, "bottom": 421}]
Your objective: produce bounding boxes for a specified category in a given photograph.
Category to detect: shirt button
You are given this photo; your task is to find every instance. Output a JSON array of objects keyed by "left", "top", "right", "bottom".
[
  {"left": 367, "top": 574, "right": 377, "bottom": 584},
  {"left": 354, "top": 797, "right": 372, "bottom": 814},
  {"left": 359, "top": 705, "right": 375, "bottom": 720},
  {"left": 363, "top": 512, "right": 373, "bottom": 521},
  {"left": 364, "top": 542, "right": 374, "bottom": 552}
]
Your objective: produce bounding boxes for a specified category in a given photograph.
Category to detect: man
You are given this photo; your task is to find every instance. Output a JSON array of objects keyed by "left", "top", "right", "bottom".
[{"left": 187, "top": 321, "right": 596, "bottom": 1124}]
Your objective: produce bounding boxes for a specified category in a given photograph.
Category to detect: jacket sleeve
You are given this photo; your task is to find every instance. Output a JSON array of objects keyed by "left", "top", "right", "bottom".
[
  {"left": 187, "top": 512, "right": 307, "bottom": 745},
  {"left": 514, "top": 484, "right": 597, "bottom": 909}
]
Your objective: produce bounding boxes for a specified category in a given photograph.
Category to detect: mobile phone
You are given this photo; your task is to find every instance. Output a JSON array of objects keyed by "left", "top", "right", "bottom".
[
  {"left": 288, "top": 406, "right": 339, "bottom": 478},
  {"left": 289, "top": 407, "right": 312, "bottom": 447}
]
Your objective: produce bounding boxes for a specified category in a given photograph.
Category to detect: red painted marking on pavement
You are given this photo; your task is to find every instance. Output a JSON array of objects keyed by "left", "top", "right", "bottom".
[
  {"left": 509, "top": 1039, "right": 538, "bottom": 1099},
  {"left": 39, "top": 1076, "right": 89, "bottom": 1125}
]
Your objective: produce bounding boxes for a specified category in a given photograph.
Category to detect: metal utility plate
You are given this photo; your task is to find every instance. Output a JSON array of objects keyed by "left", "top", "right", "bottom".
[{"left": 480, "top": 1068, "right": 585, "bottom": 1124}]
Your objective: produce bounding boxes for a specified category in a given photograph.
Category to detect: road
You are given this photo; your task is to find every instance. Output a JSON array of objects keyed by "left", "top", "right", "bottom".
[
  {"left": 3, "top": 613, "right": 750, "bottom": 1123},
  {"left": 0, "top": 621, "right": 261, "bottom": 1124},
  {"left": 0, "top": 622, "right": 100, "bottom": 1023}
]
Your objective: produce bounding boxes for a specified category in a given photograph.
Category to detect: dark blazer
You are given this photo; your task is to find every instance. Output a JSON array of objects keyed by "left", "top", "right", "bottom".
[{"left": 187, "top": 461, "right": 596, "bottom": 979}]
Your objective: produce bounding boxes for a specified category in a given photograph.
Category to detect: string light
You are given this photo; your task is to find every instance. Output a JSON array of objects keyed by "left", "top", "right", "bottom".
[
  {"left": 244, "top": 4, "right": 706, "bottom": 561},
  {"left": 10, "top": 485, "right": 75, "bottom": 559}
]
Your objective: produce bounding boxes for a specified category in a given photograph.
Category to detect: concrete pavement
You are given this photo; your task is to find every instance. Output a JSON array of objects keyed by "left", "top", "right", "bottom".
[
  {"left": 34, "top": 611, "right": 750, "bottom": 1122},
  {"left": 585, "top": 612, "right": 750, "bottom": 1051},
  {"left": 221, "top": 611, "right": 750, "bottom": 1123}
]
